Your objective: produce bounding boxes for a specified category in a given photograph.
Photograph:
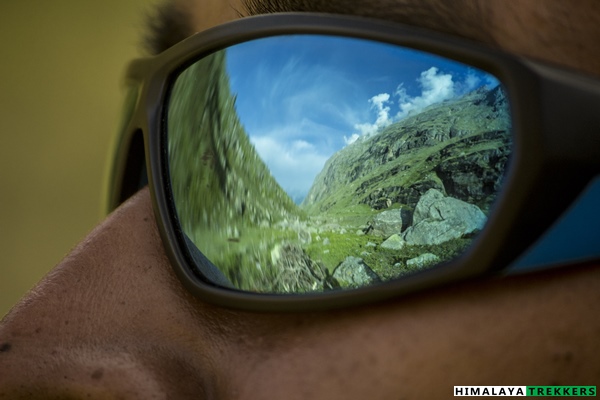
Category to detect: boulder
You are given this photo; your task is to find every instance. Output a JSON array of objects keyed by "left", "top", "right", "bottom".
[
  {"left": 369, "top": 209, "right": 405, "bottom": 237},
  {"left": 403, "top": 189, "right": 486, "bottom": 245},
  {"left": 434, "top": 146, "right": 510, "bottom": 205},
  {"left": 271, "top": 243, "right": 331, "bottom": 292},
  {"left": 333, "top": 256, "right": 381, "bottom": 288},
  {"left": 297, "top": 229, "right": 312, "bottom": 245},
  {"left": 407, "top": 253, "right": 440, "bottom": 269},
  {"left": 380, "top": 234, "right": 406, "bottom": 251},
  {"left": 360, "top": 180, "right": 444, "bottom": 211}
]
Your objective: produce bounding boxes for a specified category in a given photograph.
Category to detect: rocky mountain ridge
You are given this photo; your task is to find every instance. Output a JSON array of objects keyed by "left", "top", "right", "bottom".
[
  {"left": 289, "top": 85, "right": 513, "bottom": 289},
  {"left": 302, "top": 85, "right": 511, "bottom": 215}
]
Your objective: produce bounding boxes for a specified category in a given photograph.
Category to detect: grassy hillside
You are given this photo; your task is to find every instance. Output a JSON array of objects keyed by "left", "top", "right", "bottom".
[
  {"left": 303, "top": 86, "right": 511, "bottom": 218},
  {"left": 168, "top": 51, "right": 308, "bottom": 292}
]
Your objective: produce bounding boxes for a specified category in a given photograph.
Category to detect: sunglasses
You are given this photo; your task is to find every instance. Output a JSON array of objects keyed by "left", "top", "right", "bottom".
[{"left": 106, "top": 13, "right": 600, "bottom": 311}]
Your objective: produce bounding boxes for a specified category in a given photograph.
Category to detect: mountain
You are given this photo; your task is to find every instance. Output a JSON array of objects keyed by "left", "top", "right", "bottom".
[
  {"left": 167, "top": 50, "right": 304, "bottom": 291},
  {"left": 292, "top": 86, "right": 512, "bottom": 289},
  {"left": 302, "top": 85, "right": 512, "bottom": 216}
]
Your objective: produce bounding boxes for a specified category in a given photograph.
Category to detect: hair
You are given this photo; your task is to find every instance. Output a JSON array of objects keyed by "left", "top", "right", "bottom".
[
  {"left": 143, "top": 0, "right": 600, "bottom": 76},
  {"left": 243, "top": 0, "right": 494, "bottom": 43},
  {"left": 143, "top": 1, "right": 196, "bottom": 55},
  {"left": 144, "top": 0, "right": 494, "bottom": 55}
]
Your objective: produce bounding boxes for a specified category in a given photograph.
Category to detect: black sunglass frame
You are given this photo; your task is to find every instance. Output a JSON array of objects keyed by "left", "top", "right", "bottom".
[{"left": 106, "top": 13, "right": 600, "bottom": 311}]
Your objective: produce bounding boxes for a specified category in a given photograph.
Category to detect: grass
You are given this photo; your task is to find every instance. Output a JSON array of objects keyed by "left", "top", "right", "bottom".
[{"left": 306, "top": 227, "right": 472, "bottom": 283}]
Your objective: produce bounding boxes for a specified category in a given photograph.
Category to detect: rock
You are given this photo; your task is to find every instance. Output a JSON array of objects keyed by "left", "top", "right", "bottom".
[
  {"left": 403, "top": 189, "right": 486, "bottom": 245},
  {"left": 372, "top": 197, "right": 392, "bottom": 210},
  {"left": 333, "top": 256, "right": 381, "bottom": 288},
  {"left": 360, "top": 180, "right": 444, "bottom": 211},
  {"left": 434, "top": 143, "right": 510, "bottom": 206},
  {"left": 394, "top": 180, "right": 445, "bottom": 210},
  {"left": 297, "top": 229, "right": 312, "bottom": 245},
  {"left": 323, "top": 238, "right": 331, "bottom": 246},
  {"left": 380, "top": 234, "right": 406, "bottom": 250},
  {"left": 270, "top": 244, "right": 282, "bottom": 266},
  {"left": 366, "top": 242, "right": 377, "bottom": 248},
  {"left": 356, "top": 230, "right": 365, "bottom": 236},
  {"left": 412, "top": 188, "right": 444, "bottom": 224},
  {"left": 369, "top": 209, "right": 405, "bottom": 237},
  {"left": 271, "top": 243, "right": 330, "bottom": 292},
  {"left": 320, "top": 223, "right": 341, "bottom": 233},
  {"left": 407, "top": 253, "right": 440, "bottom": 269}
]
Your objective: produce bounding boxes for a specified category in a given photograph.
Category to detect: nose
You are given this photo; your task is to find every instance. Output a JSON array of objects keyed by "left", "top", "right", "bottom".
[{"left": 0, "top": 189, "right": 218, "bottom": 398}]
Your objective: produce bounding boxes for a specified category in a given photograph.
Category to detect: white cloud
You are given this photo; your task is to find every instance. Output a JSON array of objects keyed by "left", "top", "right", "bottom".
[
  {"left": 250, "top": 135, "right": 329, "bottom": 202},
  {"left": 291, "top": 140, "right": 312, "bottom": 151},
  {"left": 464, "top": 70, "right": 481, "bottom": 92},
  {"left": 346, "top": 66, "right": 493, "bottom": 146},
  {"left": 344, "top": 133, "right": 360, "bottom": 145},
  {"left": 350, "top": 92, "right": 394, "bottom": 140},
  {"left": 396, "top": 67, "right": 454, "bottom": 119},
  {"left": 372, "top": 93, "right": 392, "bottom": 127},
  {"left": 484, "top": 74, "right": 500, "bottom": 89}
]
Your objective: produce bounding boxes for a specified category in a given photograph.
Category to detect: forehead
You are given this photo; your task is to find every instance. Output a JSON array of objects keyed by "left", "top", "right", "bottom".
[
  {"left": 180, "top": 0, "right": 491, "bottom": 43},
  {"left": 242, "top": 0, "right": 492, "bottom": 44},
  {"left": 172, "top": 0, "right": 599, "bottom": 76}
]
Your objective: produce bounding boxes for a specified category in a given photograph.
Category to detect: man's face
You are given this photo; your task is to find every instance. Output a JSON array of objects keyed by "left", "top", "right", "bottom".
[{"left": 1, "top": 0, "right": 599, "bottom": 398}]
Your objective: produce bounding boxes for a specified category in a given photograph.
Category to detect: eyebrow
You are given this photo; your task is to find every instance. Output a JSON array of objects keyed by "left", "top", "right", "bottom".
[
  {"left": 144, "top": 1, "right": 196, "bottom": 55},
  {"left": 243, "top": 0, "right": 494, "bottom": 43},
  {"left": 145, "top": 0, "right": 494, "bottom": 54}
]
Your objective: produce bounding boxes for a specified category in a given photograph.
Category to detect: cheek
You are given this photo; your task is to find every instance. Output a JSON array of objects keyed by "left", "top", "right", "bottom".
[
  {"left": 216, "top": 263, "right": 600, "bottom": 400},
  {"left": 16, "top": 189, "right": 180, "bottom": 334},
  {"left": 217, "top": 310, "right": 424, "bottom": 399},
  {"left": 0, "top": 189, "right": 229, "bottom": 396},
  {"left": 3, "top": 192, "right": 133, "bottom": 336}
]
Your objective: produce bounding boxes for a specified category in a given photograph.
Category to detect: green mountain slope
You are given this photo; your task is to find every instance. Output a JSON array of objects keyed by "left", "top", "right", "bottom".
[
  {"left": 299, "top": 86, "right": 512, "bottom": 285},
  {"left": 303, "top": 86, "right": 512, "bottom": 216},
  {"left": 167, "top": 51, "right": 305, "bottom": 292}
]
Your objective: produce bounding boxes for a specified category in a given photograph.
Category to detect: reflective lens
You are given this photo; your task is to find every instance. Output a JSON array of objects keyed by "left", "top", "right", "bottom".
[{"left": 166, "top": 35, "right": 512, "bottom": 294}]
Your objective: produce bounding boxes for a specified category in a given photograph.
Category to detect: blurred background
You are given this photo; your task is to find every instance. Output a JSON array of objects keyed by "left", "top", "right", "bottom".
[{"left": 0, "top": 0, "right": 156, "bottom": 317}]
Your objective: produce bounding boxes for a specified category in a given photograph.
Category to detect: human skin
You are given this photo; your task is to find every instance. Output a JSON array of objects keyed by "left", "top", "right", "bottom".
[{"left": 1, "top": 0, "right": 599, "bottom": 398}]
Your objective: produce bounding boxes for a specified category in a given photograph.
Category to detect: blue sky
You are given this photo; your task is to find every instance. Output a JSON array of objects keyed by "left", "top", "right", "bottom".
[{"left": 225, "top": 35, "right": 499, "bottom": 203}]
